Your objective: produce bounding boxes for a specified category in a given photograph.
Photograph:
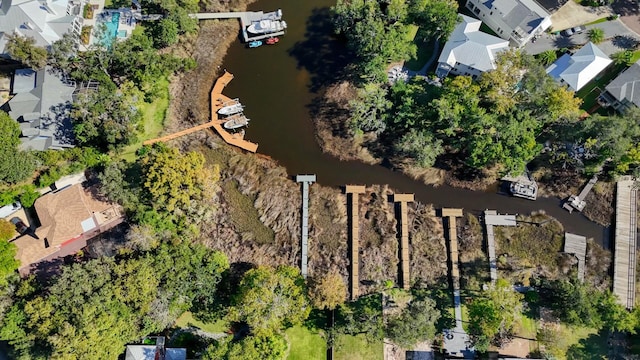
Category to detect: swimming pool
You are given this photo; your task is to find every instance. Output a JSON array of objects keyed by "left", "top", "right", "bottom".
[{"left": 98, "top": 12, "right": 120, "bottom": 47}]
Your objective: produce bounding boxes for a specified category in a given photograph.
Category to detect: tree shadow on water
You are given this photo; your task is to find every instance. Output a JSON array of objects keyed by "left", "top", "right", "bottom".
[{"left": 287, "top": 7, "right": 355, "bottom": 93}]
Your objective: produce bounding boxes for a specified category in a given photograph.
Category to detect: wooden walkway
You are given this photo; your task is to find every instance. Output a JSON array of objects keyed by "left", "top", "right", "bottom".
[
  {"left": 613, "top": 177, "right": 637, "bottom": 309},
  {"left": 393, "top": 194, "right": 414, "bottom": 290},
  {"left": 441, "top": 208, "right": 464, "bottom": 330},
  {"left": 346, "top": 185, "right": 366, "bottom": 300},
  {"left": 296, "top": 175, "right": 316, "bottom": 278},
  {"left": 144, "top": 71, "right": 258, "bottom": 152},
  {"left": 564, "top": 232, "right": 587, "bottom": 281},
  {"left": 483, "top": 211, "right": 517, "bottom": 284}
]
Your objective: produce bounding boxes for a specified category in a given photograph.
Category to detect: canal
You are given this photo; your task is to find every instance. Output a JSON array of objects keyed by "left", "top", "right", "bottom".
[{"left": 221, "top": 0, "right": 608, "bottom": 245}]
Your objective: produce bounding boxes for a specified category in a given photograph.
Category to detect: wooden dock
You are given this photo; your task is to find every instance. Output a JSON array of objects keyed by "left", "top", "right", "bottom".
[
  {"left": 483, "top": 211, "right": 517, "bottom": 284},
  {"left": 441, "top": 208, "right": 464, "bottom": 329},
  {"left": 563, "top": 175, "right": 598, "bottom": 213},
  {"left": 144, "top": 71, "right": 258, "bottom": 152},
  {"left": 345, "top": 185, "right": 366, "bottom": 300},
  {"left": 613, "top": 177, "right": 637, "bottom": 309},
  {"left": 393, "top": 194, "right": 414, "bottom": 290},
  {"left": 192, "top": 10, "right": 286, "bottom": 43},
  {"left": 564, "top": 232, "right": 587, "bottom": 281},
  {"left": 296, "top": 175, "right": 316, "bottom": 278}
]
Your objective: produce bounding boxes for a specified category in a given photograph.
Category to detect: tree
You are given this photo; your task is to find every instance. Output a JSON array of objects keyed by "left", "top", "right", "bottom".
[
  {"left": 203, "top": 333, "right": 287, "bottom": 360},
  {"left": 386, "top": 298, "right": 440, "bottom": 348},
  {"left": 349, "top": 82, "right": 391, "bottom": 134},
  {"left": 611, "top": 50, "right": 633, "bottom": 66},
  {"left": 49, "top": 32, "right": 80, "bottom": 74},
  {"left": 0, "top": 220, "right": 14, "bottom": 242},
  {"left": 395, "top": 129, "right": 443, "bottom": 167},
  {"left": 154, "top": 19, "right": 179, "bottom": 48},
  {"left": 141, "top": 145, "right": 213, "bottom": 213},
  {"left": 407, "top": 0, "right": 459, "bottom": 41},
  {"left": 308, "top": 271, "right": 347, "bottom": 310},
  {"left": 0, "top": 112, "right": 35, "bottom": 184},
  {"left": 229, "top": 265, "right": 310, "bottom": 336},
  {"left": 5, "top": 33, "right": 48, "bottom": 69},
  {"left": 467, "top": 279, "right": 523, "bottom": 351},
  {"left": 538, "top": 49, "right": 557, "bottom": 66},
  {"left": 0, "top": 237, "right": 19, "bottom": 286},
  {"left": 588, "top": 28, "right": 605, "bottom": 44},
  {"left": 334, "top": 294, "right": 384, "bottom": 343}
]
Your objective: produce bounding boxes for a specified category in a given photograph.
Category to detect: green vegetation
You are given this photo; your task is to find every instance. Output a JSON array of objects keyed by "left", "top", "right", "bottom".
[
  {"left": 587, "top": 27, "right": 605, "bottom": 44},
  {"left": 221, "top": 181, "right": 275, "bottom": 245},
  {"left": 4, "top": 33, "right": 48, "bottom": 69},
  {"left": 334, "top": 333, "right": 383, "bottom": 360},
  {"left": 575, "top": 63, "right": 626, "bottom": 111},
  {"left": 308, "top": 270, "right": 347, "bottom": 310},
  {"left": 285, "top": 326, "right": 326, "bottom": 360},
  {"left": 175, "top": 311, "right": 228, "bottom": 334}
]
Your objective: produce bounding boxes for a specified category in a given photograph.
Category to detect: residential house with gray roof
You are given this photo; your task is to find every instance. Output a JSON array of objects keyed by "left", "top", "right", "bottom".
[
  {"left": 0, "top": 0, "right": 83, "bottom": 55},
  {"left": 546, "top": 42, "right": 612, "bottom": 92},
  {"left": 436, "top": 14, "right": 510, "bottom": 79},
  {"left": 599, "top": 60, "right": 640, "bottom": 113},
  {"left": 1, "top": 67, "right": 76, "bottom": 150},
  {"left": 465, "top": 0, "right": 551, "bottom": 48}
]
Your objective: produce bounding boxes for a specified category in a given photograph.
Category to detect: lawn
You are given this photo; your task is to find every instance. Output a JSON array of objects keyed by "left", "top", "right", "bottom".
[
  {"left": 174, "top": 311, "right": 228, "bottom": 334},
  {"left": 576, "top": 63, "right": 626, "bottom": 112},
  {"left": 404, "top": 25, "right": 437, "bottom": 72},
  {"left": 334, "top": 334, "right": 383, "bottom": 360},
  {"left": 118, "top": 77, "right": 169, "bottom": 161},
  {"left": 541, "top": 324, "right": 607, "bottom": 359},
  {"left": 285, "top": 326, "right": 326, "bottom": 360}
]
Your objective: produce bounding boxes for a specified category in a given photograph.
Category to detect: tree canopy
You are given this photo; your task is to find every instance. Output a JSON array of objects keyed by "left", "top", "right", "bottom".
[
  {"left": 386, "top": 297, "right": 440, "bottom": 348},
  {"left": 5, "top": 33, "right": 48, "bottom": 69},
  {"left": 308, "top": 270, "right": 347, "bottom": 310},
  {"left": 0, "top": 112, "right": 35, "bottom": 185}
]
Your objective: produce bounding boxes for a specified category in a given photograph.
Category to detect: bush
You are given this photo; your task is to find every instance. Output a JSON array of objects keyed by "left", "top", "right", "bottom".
[
  {"left": 19, "top": 185, "right": 40, "bottom": 207},
  {"left": 36, "top": 168, "right": 61, "bottom": 188}
]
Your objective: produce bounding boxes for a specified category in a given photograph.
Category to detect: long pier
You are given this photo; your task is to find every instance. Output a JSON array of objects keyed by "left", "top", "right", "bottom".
[
  {"left": 296, "top": 175, "right": 316, "bottom": 279},
  {"left": 144, "top": 71, "right": 258, "bottom": 152},
  {"left": 192, "top": 10, "right": 286, "bottom": 43},
  {"left": 393, "top": 194, "right": 414, "bottom": 290},
  {"left": 483, "top": 210, "right": 517, "bottom": 284},
  {"left": 613, "top": 177, "right": 637, "bottom": 309},
  {"left": 345, "top": 185, "right": 366, "bottom": 300}
]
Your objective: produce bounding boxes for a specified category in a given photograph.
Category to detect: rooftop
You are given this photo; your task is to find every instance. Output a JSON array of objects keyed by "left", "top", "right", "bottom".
[
  {"left": 604, "top": 59, "right": 640, "bottom": 108},
  {"left": 480, "top": 0, "right": 551, "bottom": 35},
  {"left": 546, "top": 42, "right": 612, "bottom": 91}
]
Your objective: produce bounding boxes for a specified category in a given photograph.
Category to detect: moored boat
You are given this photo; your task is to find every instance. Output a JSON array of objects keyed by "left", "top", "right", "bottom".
[
  {"left": 248, "top": 40, "right": 262, "bottom": 48},
  {"left": 509, "top": 181, "right": 537, "bottom": 200},
  {"left": 218, "top": 101, "right": 244, "bottom": 115},
  {"left": 266, "top": 37, "right": 279, "bottom": 45},
  {"left": 223, "top": 114, "right": 250, "bottom": 130},
  {"left": 247, "top": 19, "right": 287, "bottom": 34}
]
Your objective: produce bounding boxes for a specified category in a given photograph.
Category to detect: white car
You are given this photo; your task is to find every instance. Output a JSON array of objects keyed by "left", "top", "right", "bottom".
[{"left": 0, "top": 202, "right": 22, "bottom": 219}]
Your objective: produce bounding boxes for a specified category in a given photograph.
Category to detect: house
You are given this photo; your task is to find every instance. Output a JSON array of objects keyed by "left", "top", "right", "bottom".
[
  {"left": 546, "top": 42, "right": 612, "bottom": 92},
  {"left": 0, "top": 0, "right": 83, "bottom": 55},
  {"left": 465, "top": 0, "right": 551, "bottom": 47},
  {"left": 599, "top": 60, "right": 640, "bottom": 113},
  {"left": 0, "top": 66, "right": 76, "bottom": 150},
  {"left": 12, "top": 183, "right": 124, "bottom": 275},
  {"left": 436, "top": 14, "right": 510, "bottom": 79},
  {"left": 125, "top": 337, "right": 186, "bottom": 360}
]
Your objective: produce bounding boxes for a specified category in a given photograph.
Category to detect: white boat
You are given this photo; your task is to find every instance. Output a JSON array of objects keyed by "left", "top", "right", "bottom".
[
  {"left": 223, "top": 114, "right": 250, "bottom": 130},
  {"left": 510, "top": 182, "right": 537, "bottom": 200},
  {"left": 247, "top": 19, "right": 287, "bottom": 34},
  {"left": 218, "top": 101, "right": 243, "bottom": 116}
]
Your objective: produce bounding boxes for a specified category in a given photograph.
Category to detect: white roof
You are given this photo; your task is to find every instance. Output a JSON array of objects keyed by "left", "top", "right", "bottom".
[
  {"left": 546, "top": 42, "right": 612, "bottom": 91},
  {"left": 437, "top": 14, "right": 510, "bottom": 74},
  {"left": 0, "top": 0, "right": 78, "bottom": 54},
  {"left": 125, "top": 346, "right": 186, "bottom": 360}
]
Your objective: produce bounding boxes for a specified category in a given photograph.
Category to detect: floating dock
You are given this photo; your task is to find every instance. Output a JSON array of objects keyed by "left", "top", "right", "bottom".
[
  {"left": 193, "top": 9, "right": 286, "bottom": 43},
  {"left": 345, "top": 185, "right": 366, "bottom": 300},
  {"left": 296, "top": 175, "right": 316, "bottom": 278},
  {"left": 613, "top": 177, "right": 637, "bottom": 309},
  {"left": 563, "top": 175, "right": 598, "bottom": 213},
  {"left": 393, "top": 194, "right": 414, "bottom": 290}
]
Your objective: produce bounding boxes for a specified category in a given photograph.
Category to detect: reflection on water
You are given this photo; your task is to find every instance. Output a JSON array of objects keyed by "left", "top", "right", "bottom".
[{"left": 221, "top": 0, "right": 609, "bottom": 246}]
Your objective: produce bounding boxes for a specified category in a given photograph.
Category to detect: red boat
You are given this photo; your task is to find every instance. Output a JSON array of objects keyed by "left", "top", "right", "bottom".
[{"left": 266, "top": 37, "right": 279, "bottom": 45}]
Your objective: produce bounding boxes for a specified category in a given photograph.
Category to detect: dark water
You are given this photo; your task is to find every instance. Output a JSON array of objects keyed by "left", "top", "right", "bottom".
[{"left": 221, "top": 0, "right": 609, "bottom": 246}]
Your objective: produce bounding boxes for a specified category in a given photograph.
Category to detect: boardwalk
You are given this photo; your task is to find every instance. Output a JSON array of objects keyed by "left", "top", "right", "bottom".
[
  {"left": 564, "top": 232, "right": 587, "bottom": 281},
  {"left": 296, "top": 175, "right": 316, "bottom": 278},
  {"left": 393, "top": 194, "right": 414, "bottom": 290},
  {"left": 345, "top": 185, "right": 366, "bottom": 300},
  {"left": 145, "top": 71, "right": 258, "bottom": 152},
  {"left": 192, "top": 10, "right": 285, "bottom": 43},
  {"left": 613, "top": 177, "right": 637, "bottom": 309},
  {"left": 483, "top": 211, "right": 517, "bottom": 284}
]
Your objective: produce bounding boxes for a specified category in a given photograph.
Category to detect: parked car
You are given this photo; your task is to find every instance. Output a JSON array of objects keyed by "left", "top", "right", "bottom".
[
  {"left": 571, "top": 25, "right": 586, "bottom": 34},
  {"left": 10, "top": 217, "right": 29, "bottom": 234},
  {"left": 0, "top": 202, "right": 22, "bottom": 218},
  {"left": 562, "top": 28, "right": 574, "bottom": 36}
]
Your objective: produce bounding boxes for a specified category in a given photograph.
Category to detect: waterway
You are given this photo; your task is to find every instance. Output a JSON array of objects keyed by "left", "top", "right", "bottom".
[{"left": 221, "top": 0, "right": 609, "bottom": 246}]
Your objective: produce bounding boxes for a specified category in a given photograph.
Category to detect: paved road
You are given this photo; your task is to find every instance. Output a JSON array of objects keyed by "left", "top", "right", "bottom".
[
  {"left": 612, "top": 0, "right": 640, "bottom": 34},
  {"left": 524, "top": 19, "right": 637, "bottom": 55}
]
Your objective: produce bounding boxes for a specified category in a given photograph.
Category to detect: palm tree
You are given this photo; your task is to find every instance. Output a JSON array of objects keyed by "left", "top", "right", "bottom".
[
  {"left": 611, "top": 50, "right": 633, "bottom": 66},
  {"left": 538, "top": 50, "right": 557, "bottom": 66},
  {"left": 588, "top": 28, "right": 605, "bottom": 44}
]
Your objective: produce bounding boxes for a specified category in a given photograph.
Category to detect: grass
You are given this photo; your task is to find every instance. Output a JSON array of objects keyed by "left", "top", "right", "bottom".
[
  {"left": 221, "top": 180, "right": 275, "bottom": 244},
  {"left": 576, "top": 63, "right": 627, "bottom": 112},
  {"left": 334, "top": 334, "right": 383, "bottom": 360},
  {"left": 584, "top": 17, "right": 610, "bottom": 26},
  {"left": 631, "top": 49, "right": 640, "bottom": 64},
  {"left": 285, "top": 326, "right": 326, "bottom": 360},
  {"left": 404, "top": 25, "right": 437, "bottom": 72},
  {"left": 119, "top": 77, "right": 170, "bottom": 161},
  {"left": 174, "top": 311, "right": 228, "bottom": 334},
  {"left": 542, "top": 324, "right": 607, "bottom": 359}
]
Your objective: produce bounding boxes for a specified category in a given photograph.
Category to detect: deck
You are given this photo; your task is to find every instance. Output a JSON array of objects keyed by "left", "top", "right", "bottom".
[
  {"left": 563, "top": 175, "right": 598, "bottom": 213},
  {"left": 483, "top": 210, "right": 517, "bottom": 284},
  {"left": 564, "top": 232, "right": 587, "bottom": 281},
  {"left": 613, "top": 177, "right": 637, "bottom": 309},
  {"left": 393, "top": 194, "right": 414, "bottom": 290},
  {"left": 345, "top": 185, "right": 366, "bottom": 299},
  {"left": 296, "top": 175, "right": 316, "bottom": 278}
]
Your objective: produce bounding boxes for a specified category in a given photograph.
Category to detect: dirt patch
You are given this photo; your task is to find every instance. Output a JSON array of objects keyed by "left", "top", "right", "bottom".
[{"left": 409, "top": 204, "right": 448, "bottom": 287}]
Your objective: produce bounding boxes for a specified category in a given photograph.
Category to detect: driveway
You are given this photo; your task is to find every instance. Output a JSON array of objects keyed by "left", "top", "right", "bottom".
[
  {"left": 551, "top": 1, "right": 615, "bottom": 31},
  {"left": 612, "top": 0, "right": 640, "bottom": 34},
  {"left": 524, "top": 19, "right": 637, "bottom": 55}
]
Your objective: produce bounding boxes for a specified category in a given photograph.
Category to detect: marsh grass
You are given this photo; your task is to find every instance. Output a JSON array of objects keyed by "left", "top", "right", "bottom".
[{"left": 221, "top": 180, "right": 275, "bottom": 245}]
